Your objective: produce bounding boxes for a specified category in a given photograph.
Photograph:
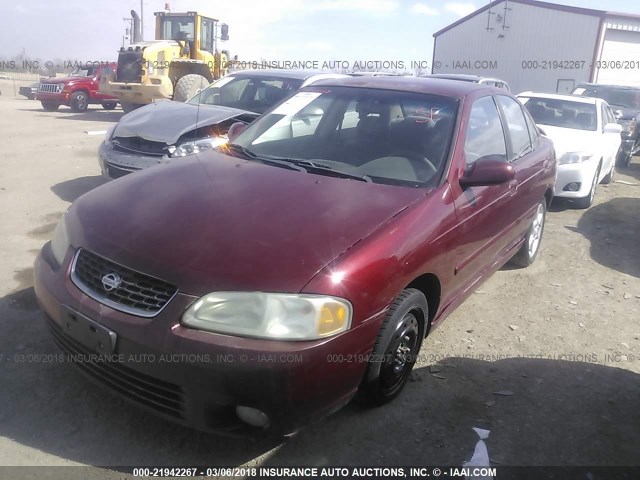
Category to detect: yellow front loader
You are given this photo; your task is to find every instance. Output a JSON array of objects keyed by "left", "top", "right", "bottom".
[{"left": 100, "top": 11, "right": 229, "bottom": 113}]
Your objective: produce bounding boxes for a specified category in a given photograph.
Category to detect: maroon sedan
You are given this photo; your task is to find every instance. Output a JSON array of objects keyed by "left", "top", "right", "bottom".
[{"left": 34, "top": 77, "right": 555, "bottom": 435}]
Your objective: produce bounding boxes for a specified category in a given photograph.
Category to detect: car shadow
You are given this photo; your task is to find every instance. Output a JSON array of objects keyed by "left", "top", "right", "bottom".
[
  {"left": 50, "top": 176, "right": 107, "bottom": 203},
  {"left": 1, "top": 278, "right": 638, "bottom": 468},
  {"left": 568, "top": 197, "right": 640, "bottom": 278}
]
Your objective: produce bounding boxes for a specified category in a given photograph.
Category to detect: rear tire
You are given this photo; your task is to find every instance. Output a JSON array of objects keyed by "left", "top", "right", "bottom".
[
  {"left": 41, "top": 101, "right": 60, "bottom": 112},
  {"left": 358, "top": 288, "right": 427, "bottom": 406},
  {"left": 120, "top": 102, "right": 144, "bottom": 114},
  {"left": 511, "top": 200, "right": 546, "bottom": 268},
  {"left": 173, "top": 74, "right": 209, "bottom": 102},
  {"left": 101, "top": 102, "right": 117, "bottom": 110}
]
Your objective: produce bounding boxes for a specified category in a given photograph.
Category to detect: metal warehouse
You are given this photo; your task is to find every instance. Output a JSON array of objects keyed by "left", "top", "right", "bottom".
[{"left": 432, "top": 0, "right": 640, "bottom": 94}]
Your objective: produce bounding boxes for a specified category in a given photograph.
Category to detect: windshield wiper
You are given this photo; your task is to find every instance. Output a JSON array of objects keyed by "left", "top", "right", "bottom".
[
  {"left": 225, "top": 144, "right": 305, "bottom": 172},
  {"left": 264, "top": 157, "right": 373, "bottom": 183}
]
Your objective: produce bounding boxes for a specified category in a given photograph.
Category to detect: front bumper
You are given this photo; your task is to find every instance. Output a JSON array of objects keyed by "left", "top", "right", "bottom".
[
  {"left": 35, "top": 91, "right": 69, "bottom": 104},
  {"left": 553, "top": 161, "right": 598, "bottom": 198},
  {"left": 34, "top": 244, "right": 378, "bottom": 436},
  {"left": 98, "top": 141, "right": 166, "bottom": 180}
]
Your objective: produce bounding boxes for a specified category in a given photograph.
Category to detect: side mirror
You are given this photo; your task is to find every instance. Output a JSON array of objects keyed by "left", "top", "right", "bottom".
[
  {"left": 603, "top": 123, "right": 623, "bottom": 134},
  {"left": 227, "top": 122, "right": 247, "bottom": 142},
  {"left": 460, "top": 156, "right": 515, "bottom": 188}
]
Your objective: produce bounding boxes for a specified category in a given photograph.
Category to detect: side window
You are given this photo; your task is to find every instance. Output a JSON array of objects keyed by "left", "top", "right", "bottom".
[
  {"left": 464, "top": 96, "right": 507, "bottom": 165},
  {"left": 496, "top": 95, "right": 533, "bottom": 161},
  {"left": 605, "top": 105, "right": 616, "bottom": 125},
  {"left": 523, "top": 108, "right": 539, "bottom": 148},
  {"left": 200, "top": 18, "right": 214, "bottom": 52}
]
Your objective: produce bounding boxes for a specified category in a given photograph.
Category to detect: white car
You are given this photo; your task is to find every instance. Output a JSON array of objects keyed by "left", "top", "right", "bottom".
[{"left": 518, "top": 92, "right": 622, "bottom": 208}]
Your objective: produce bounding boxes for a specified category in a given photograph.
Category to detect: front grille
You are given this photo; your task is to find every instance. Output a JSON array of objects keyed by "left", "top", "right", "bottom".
[
  {"left": 112, "top": 136, "right": 167, "bottom": 157},
  {"left": 38, "top": 83, "right": 62, "bottom": 93},
  {"left": 105, "top": 161, "right": 138, "bottom": 179},
  {"left": 116, "top": 49, "right": 143, "bottom": 83},
  {"left": 47, "top": 317, "right": 185, "bottom": 418},
  {"left": 71, "top": 249, "right": 178, "bottom": 317}
]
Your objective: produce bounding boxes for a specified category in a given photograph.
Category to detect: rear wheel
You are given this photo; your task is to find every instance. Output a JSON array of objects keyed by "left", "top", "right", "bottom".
[
  {"left": 70, "top": 91, "right": 89, "bottom": 112},
  {"left": 120, "top": 102, "right": 144, "bottom": 114},
  {"left": 358, "top": 288, "right": 427, "bottom": 405},
  {"left": 41, "top": 101, "right": 60, "bottom": 112},
  {"left": 512, "top": 200, "right": 546, "bottom": 267},
  {"left": 101, "top": 102, "right": 117, "bottom": 110},
  {"left": 173, "top": 74, "right": 209, "bottom": 102}
]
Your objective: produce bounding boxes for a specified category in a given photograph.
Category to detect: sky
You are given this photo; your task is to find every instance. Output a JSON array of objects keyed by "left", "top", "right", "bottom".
[{"left": 2, "top": 0, "right": 640, "bottom": 71}]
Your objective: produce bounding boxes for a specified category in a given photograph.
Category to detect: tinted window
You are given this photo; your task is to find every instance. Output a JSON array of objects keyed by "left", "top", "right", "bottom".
[
  {"left": 523, "top": 108, "right": 539, "bottom": 148},
  {"left": 496, "top": 95, "right": 532, "bottom": 160},
  {"left": 520, "top": 96, "right": 597, "bottom": 131},
  {"left": 464, "top": 96, "right": 507, "bottom": 165}
]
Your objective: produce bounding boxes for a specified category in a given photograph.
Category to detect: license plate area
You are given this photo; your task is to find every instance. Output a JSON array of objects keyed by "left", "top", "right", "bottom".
[{"left": 61, "top": 306, "right": 117, "bottom": 355}]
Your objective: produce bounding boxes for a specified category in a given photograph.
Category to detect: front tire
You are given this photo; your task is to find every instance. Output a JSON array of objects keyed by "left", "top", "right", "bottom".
[
  {"left": 575, "top": 164, "right": 600, "bottom": 209},
  {"left": 512, "top": 200, "right": 546, "bottom": 267},
  {"left": 601, "top": 159, "right": 615, "bottom": 184},
  {"left": 617, "top": 149, "right": 631, "bottom": 168},
  {"left": 70, "top": 91, "right": 89, "bottom": 112},
  {"left": 41, "top": 101, "right": 60, "bottom": 111},
  {"left": 358, "top": 288, "right": 427, "bottom": 405},
  {"left": 173, "top": 74, "right": 209, "bottom": 102}
]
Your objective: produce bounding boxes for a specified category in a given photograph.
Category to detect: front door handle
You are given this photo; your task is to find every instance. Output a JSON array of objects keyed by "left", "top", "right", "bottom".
[{"left": 508, "top": 179, "right": 518, "bottom": 195}]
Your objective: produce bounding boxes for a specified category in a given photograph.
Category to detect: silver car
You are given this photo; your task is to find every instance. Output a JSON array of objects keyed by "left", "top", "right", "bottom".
[{"left": 98, "top": 70, "right": 347, "bottom": 179}]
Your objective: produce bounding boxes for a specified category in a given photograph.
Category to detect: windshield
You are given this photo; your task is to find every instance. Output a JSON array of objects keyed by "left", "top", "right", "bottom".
[
  {"left": 226, "top": 86, "right": 459, "bottom": 187},
  {"left": 579, "top": 86, "right": 640, "bottom": 109},
  {"left": 187, "top": 74, "right": 304, "bottom": 114},
  {"left": 520, "top": 96, "right": 597, "bottom": 131}
]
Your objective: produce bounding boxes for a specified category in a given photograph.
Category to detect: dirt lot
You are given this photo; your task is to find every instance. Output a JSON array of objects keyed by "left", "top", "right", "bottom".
[{"left": 0, "top": 83, "right": 639, "bottom": 476}]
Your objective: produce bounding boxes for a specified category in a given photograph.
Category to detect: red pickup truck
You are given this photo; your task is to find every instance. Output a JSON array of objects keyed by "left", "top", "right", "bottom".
[{"left": 36, "top": 64, "right": 119, "bottom": 112}]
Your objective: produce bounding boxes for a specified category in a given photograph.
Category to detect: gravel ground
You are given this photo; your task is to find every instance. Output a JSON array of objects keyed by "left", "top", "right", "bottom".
[{"left": 0, "top": 88, "right": 638, "bottom": 477}]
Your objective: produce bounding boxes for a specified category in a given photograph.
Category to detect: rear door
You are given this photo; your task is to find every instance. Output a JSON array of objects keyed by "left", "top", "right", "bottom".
[{"left": 495, "top": 95, "right": 548, "bottom": 245}]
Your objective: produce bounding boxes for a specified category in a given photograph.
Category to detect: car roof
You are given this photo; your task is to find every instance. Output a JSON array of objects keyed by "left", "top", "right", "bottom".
[
  {"left": 518, "top": 91, "right": 601, "bottom": 104},
  {"left": 305, "top": 76, "right": 495, "bottom": 99},
  {"left": 425, "top": 73, "right": 507, "bottom": 83},
  {"left": 227, "top": 69, "right": 332, "bottom": 80},
  {"left": 575, "top": 82, "right": 640, "bottom": 91}
]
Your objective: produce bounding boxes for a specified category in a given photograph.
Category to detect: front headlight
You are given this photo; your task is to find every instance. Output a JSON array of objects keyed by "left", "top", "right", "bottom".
[
  {"left": 50, "top": 215, "right": 70, "bottom": 266},
  {"left": 182, "top": 292, "right": 352, "bottom": 340},
  {"left": 558, "top": 152, "right": 593, "bottom": 165},
  {"left": 168, "top": 136, "right": 228, "bottom": 158}
]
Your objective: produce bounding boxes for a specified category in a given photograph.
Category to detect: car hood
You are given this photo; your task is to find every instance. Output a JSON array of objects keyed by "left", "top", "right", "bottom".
[
  {"left": 538, "top": 125, "right": 600, "bottom": 156},
  {"left": 67, "top": 153, "right": 424, "bottom": 296},
  {"left": 112, "top": 101, "right": 258, "bottom": 145},
  {"left": 41, "top": 76, "right": 86, "bottom": 85}
]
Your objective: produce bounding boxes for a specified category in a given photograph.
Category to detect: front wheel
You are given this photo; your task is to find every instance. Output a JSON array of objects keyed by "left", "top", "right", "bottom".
[
  {"left": 511, "top": 200, "right": 546, "bottom": 267},
  {"left": 173, "top": 74, "right": 209, "bottom": 102},
  {"left": 575, "top": 164, "right": 600, "bottom": 209},
  {"left": 70, "top": 91, "right": 89, "bottom": 112},
  {"left": 616, "top": 149, "right": 631, "bottom": 168},
  {"left": 41, "top": 101, "right": 60, "bottom": 111},
  {"left": 358, "top": 288, "right": 427, "bottom": 405}
]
